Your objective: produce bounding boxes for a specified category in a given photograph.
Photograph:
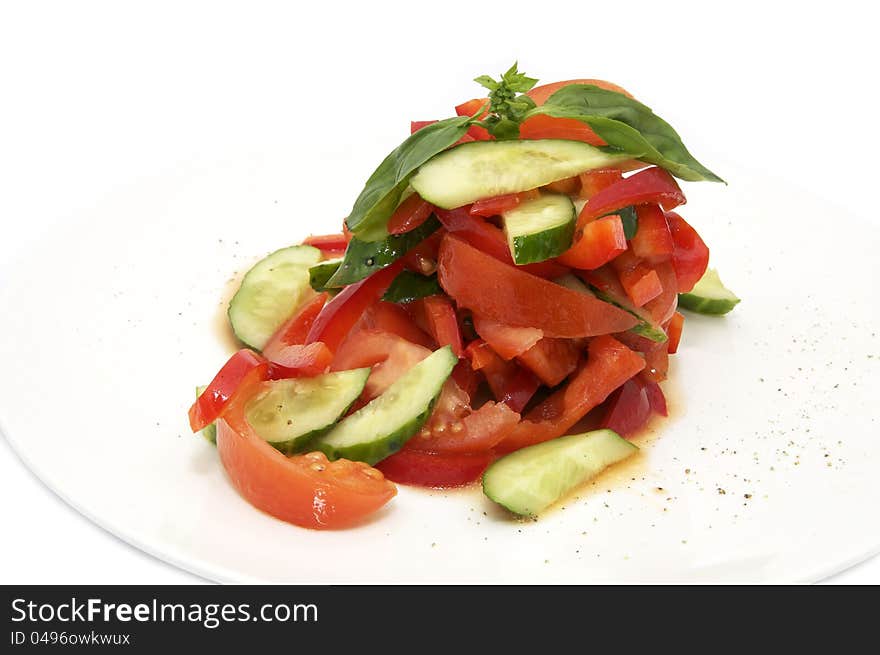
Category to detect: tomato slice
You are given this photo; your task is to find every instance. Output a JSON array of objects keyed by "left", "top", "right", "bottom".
[
  {"left": 266, "top": 342, "right": 333, "bottom": 379},
  {"left": 415, "top": 295, "right": 464, "bottom": 357},
  {"left": 375, "top": 448, "right": 494, "bottom": 488},
  {"left": 362, "top": 301, "right": 434, "bottom": 349},
  {"left": 469, "top": 189, "right": 540, "bottom": 217},
  {"left": 303, "top": 234, "right": 350, "bottom": 258},
  {"left": 666, "top": 211, "right": 710, "bottom": 293},
  {"left": 600, "top": 378, "right": 652, "bottom": 437},
  {"left": 332, "top": 329, "right": 431, "bottom": 400},
  {"left": 472, "top": 314, "right": 543, "bottom": 360},
  {"left": 188, "top": 349, "right": 268, "bottom": 432},
  {"left": 440, "top": 235, "right": 637, "bottom": 338},
  {"left": 645, "top": 382, "right": 668, "bottom": 416},
  {"left": 516, "top": 337, "right": 581, "bottom": 387},
  {"left": 630, "top": 205, "right": 674, "bottom": 263},
  {"left": 498, "top": 335, "right": 645, "bottom": 452},
  {"left": 217, "top": 405, "right": 396, "bottom": 529},
  {"left": 387, "top": 193, "right": 434, "bottom": 235},
  {"left": 435, "top": 208, "right": 568, "bottom": 279},
  {"left": 305, "top": 263, "right": 402, "bottom": 352},
  {"left": 666, "top": 311, "right": 685, "bottom": 355},
  {"left": 577, "top": 167, "right": 686, "bottom": 228},
  {"left": 557, "top": 215, "right": 627, "bottom": 270},
  {"left": 451, "top": 359, "right": 481, "bottom": 400},
  {"left": 579, "top": 169, "right": 623, "bottom": 199},
  {"left": 263, "top": 292, "right": 328, "bottom": 360},
  {"left": 527, "top": 78, "right": 635, "bottom": 105}
]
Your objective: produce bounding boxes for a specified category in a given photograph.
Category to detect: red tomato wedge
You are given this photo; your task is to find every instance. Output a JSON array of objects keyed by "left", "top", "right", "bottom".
[
  {"left": 263, "top": 293, "right": 328, "bottom": 360},
  {"left": 375, "top": 448, "right": 494, "bottom": 488},
  {"left": 267, "top": 342, "right": 333, "bottom": 379},
  {"left": 464, "top": 339, "right": 540, "bottom": 413},
  {"left": 577, "top": 167, "right": 685, "bottom": 228},
  {"left": 439, "top": 235, "right": 637, "bottom": 338},
  {"left": 451, "top": 359, "right": 481, "bottom": 400},
  {"left": 645, "top": 382, "right": 668, "bottom": 416},
  {"left": 332, "top": 329, "right": 430, "bottom": 400},
  {"left": 641, "top": 343, "right": 670, "bottom": 383},
  {"left": 643, "top": 260, "right": 679, "bottom": 325},
  {"left": 217, "top": 407, "right": 396, "bottom": 529},
  {"left": 387, "top": 193, "right": 434, "bottom": 235},
  {"left": 516, "top": 337, "right": 581, "bottom": 387},
  {"left": 188, "top": 349, "right": 268, "bottom": 432},
  {"left": 519, "top": 113, "right": 607, "bottom": 146},
  {"left": 557, "top": 214, "right": 627, "bottom": 270},
  {"left": 305, "top": 263, "right": 402, "bottom": 352},
  {"left": 600, "top": 378, "right": 652, "bottom": 437},
  {"left": 631, "top": 205, "right": 674, "bottom": 263},
  {"left": 666, "top": 311, "right": 685, "bottom": 355},
  {"left": 360, "top": 301, "right": 434, "bottom": 349},
  {"left": 666, "top": 211, "right": 710, "bottom": 293},
  {"left": 472, "top": 314, "right": 543, "bottom": 360},
  {"left": 579, "top": 169, "right": 623, "bottom": 199},
  {"left": 303, "top": 234, "right": 350, "bottom": 258},
  {"left": 414, "top": 295, "right": 464, "bottom": 357},
  {"left": 498, "top": 335, "right": 645, "bottom": 452}
]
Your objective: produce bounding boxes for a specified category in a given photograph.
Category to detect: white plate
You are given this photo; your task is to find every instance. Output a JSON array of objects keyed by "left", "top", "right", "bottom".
[{"left": 1, "top": 149, "right": 878, "bottom": 584}]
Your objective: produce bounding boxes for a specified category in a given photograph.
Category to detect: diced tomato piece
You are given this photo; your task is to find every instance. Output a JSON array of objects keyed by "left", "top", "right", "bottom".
[
  {"left": 543, "top": 176, "right": 580, "bottom": 194},
  {"left": 617, "top": 263, "right": 663, "bottom": 307},
  {"left": 465, "top": 339, "right": 496, "bottom": 371},
  {"left": 411, "top": 120, "right": 438, "bottom": 134},
  {"left": 217, "top": 405, "right": 395, "bottom": 529},
  {"left": 263, "top": 293, "right": 328, "bottom": 360},
  {"left": 666, "top": 211, "right": 710, "bottom": 293},
  {"left": 557, "top": 215, "right": 627, "bottom": 270},
  {"left": 455, "top": 98, "right": 491, "bottom": 141},
  {"left": 498, "top": 335, "right": 645, "bottom": 452},
  {"left": 643, "top": 261, "right": 679, "bottom": 325},
  {"left": 578, "top": 167, "right": 686, "bottom": 228},
  {"left": 579, "top": 169, "right": 623, "bottom": 199},
  {"left": 303, "top": 234, "right": 350, "bottom": 258},
  {"left": 439, "top": 235, "right": 637, "bottom": 338},
  {"left": 516, "top": 337, "right": 580, "bottom": 387},
  {"left": 361, "top": 301, "right": 434, "bottom": 349},
  {"left": 472, "top": 314, "right": 543, "bottom": 360},
  {"left": 645, "top": 382, "right": 668, "bottom": 416},
  {"left": 631, "top": 205, "right": 674, "bottom": 263},
  {"left": 188, "top": 349, "right": 269, "bottom": 432},
  {"left": 375, "top": 448, "right": 494, "bottom": 488},
  {"left": 666, "top": 311, "right": 684, "bottom": 355},
  {"left": 267, "top": 342, "right": 333, "bottom": 379},
  {"left": 387, "top": 193, "right": 434, "bottom": 235},
  {"left": 305, "top": 263, "right": 402, "bottom": 352},
  {"left": 464, "top": 339, "right": 540, "bottom": 413},
  {"left": 600, "top": 378, "right": 652, "bottom": 437},
  {"left": 435, "top": 208, "right": 568, "bottom": 279}
]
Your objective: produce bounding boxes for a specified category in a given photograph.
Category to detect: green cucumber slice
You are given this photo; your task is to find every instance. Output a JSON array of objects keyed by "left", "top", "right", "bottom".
[
  {"left": 482, "top": 429, "right": 638, "bottom": 517},
  {"left": 228, "top": 245, "right": 322, "bottom": 350},
  {"left": 195, "top": 386, "right": 216, "bottom": 445},
  {"left": 411, "top": 139, "right": 628, "bottom": 210},
  {"left": 309, "top": 258, "right": 343, "bottom": 293},
  {"left": 244, "top": 368, "right": 371, "bottom": 454},
  {"left": 312, "top": 346, "right": 456, "bottom": 465},
  {"left": 503, "top": 193, "right": 575, "bottom": 264},
  {"left": 326, "top": 216, "right": 441, "bottom": 288},
  {"left": 382, "top": 270, "right": 442, "bottom": 304},
  {"left": 678, "top": 268, "right": 741, "bottom": 315}
]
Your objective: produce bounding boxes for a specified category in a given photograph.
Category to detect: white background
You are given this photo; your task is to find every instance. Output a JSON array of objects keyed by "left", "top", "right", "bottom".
[{"left": 1, "top": 0, "right": 877, "bottom": 583}]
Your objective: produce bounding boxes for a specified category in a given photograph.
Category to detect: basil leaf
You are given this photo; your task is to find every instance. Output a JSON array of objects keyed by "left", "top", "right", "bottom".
[
  {"left": 326, "top": 216, "right": 441, "bottom": 287},
  {"left": 309, "top": 258, "right": 343, "bottom": 293},
  {"left": 612, "top": 205, "right": 639, "bottom": 240},
  {"left": 382, "top": 271, "right": 442, "bottom": 304},
  {"left": 346, "top": 117, "right": 472, "bottom": 242},
  {"left": 534, "top": 85, "right": 723, "bottom": 183}
]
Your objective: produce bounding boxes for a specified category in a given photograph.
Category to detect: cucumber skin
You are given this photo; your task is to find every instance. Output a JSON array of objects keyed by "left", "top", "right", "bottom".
[
  {"left": 314, "top": 395, "right": 438, "bottom": 466},
  {"left": 590, "top": 288, "right": 668, "bottom": 343},
  {"left": 509, "top": 220, "right": 575, "bottom": 265},
  {"left": 326, "top": 216, "right": 441, "bottom": 288},
  {"left": 309, "top": 259, "right": 342, "bottom": 293},
  {"left": 678, "top": 293, "right": 739, "bottom": 315}
]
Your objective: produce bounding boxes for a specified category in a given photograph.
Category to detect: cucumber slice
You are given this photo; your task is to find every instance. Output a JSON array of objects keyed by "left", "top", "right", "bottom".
[
  {"left": 482, "top": 429, "right": 638, "bottom": 517},
  {"left": 679, "top": 268, "right": 741, "bottom": 315},
  {"left": 312, "top": 346, "right": 456, "bottom": 465},
  {"left": 411, "top": 139, "right": 627, "bottom": 210},
  {"left": 244, "top": 368, "right": 370, "bottom": 454},
  {"left": 309, "top": 258, "right": 343, "bottom": 292},
  {"left": 503, "top": 193, "right": 575, "bottom": 264},
  {"left": 228, "top": 245, "right": 322, "bottom": 350},
  {"left": 195, "top": 386, "right": 217, "bottom": 445},
  {"left": 382, "top": 270, "right": 442, "bottom": 304},
  {"left": 326, "top": 216, "right": 441, "bottom": 287}
]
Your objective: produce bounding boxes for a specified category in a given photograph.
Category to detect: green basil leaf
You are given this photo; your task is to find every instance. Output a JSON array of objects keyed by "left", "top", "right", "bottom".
[
  {"left": 382, "top": 270, "right": 442, "bottom": 304},
  {"left": 346, "top": 117, "right": 472, "bottom": 242},
  {"left": 534, "top": 85, "right": 723, "bottom": 183},
  {"left": 326, "top": 215, "right": 441, "bottom": 287},
  {"left": 610, "top": 205, "right": 639, "bottom": 240},
  {"left": 309, "top": 258, "right": 343, "bottom": 293}
]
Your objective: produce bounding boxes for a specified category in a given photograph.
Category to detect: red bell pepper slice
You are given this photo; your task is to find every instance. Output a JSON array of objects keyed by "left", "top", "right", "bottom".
[
  {"left": 643, "top": 260, "right": 679, "bottom": 325},
  {"left": 267, "top": 342, "right": 334, "bottom": 379},
  {"left": 303, "top": 234, "right": 350, "bottom": 258},
  {"left": 557, "top": 214, "right": 627, "bottom": 270},
  {"left": 455, "top": 98, "right": 491, "bottom": 141},
  {"left": 262, "top": 292, "right": 328, "bottom": 360},
  {"left": 464, "top": 339, "right": 540, "bottom": 413},
  {"left": 612, "top": 252, "right": 663, "bottom": 307},
  {"left": 631, "top": 205, "right": 674, "bottom": 263},
  {"left": 498, "top": 335, "right": 645, "bottom": 452},
  {"left": 666, "top": 211, "right": 710, "bottom": 293},
  {"left": 472, "top": 314, "right": 543, "bottom": 360},
  {"left": 577, "top": 167, "right": 686, "bottom": 228},
  {"left": 543, "top": 176, "right": 580, "bottom": 195},
  {"left": 415, "top": 295, "right": 464, "bottom": 357},
  {"left": 387, "top": 193, "right": 434, "bottom": 235},
  {"left": 519, "top": 113, "right": 607, "bottom": 146},
  {"left": 469, "top": 189, "right": 540, "bottom": 217},
  {"left": 516, "top": 337, "right": 581, "bottom": 387},
  {"left": 578, "top": 169, "right": 623, "bottom": 199},
  {"left": 411, "top": 120, "right": 438, "bottom": 134},
  {"left": 439, "top": 235, "right": 637, "bottom": 338},
  {"left": 305, "top": 263, "right": 402, "bottom": 352},
  {"left": 666, "top": 311, "right": 684, "bottom": 355},
  {"left": 188, "top": 349, "right": 269, "bottom": 432},
  {"left": 375, "top": 448, "right": 494, "bottom": 488}
]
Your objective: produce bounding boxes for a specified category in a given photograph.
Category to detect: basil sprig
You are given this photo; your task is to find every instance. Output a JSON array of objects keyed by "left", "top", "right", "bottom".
[
  {"left": 531, "top": 85, "right": 723, "bottom": 183},
  {"left": 346, "top": 116, "right": 473, "bottom": 242}
]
